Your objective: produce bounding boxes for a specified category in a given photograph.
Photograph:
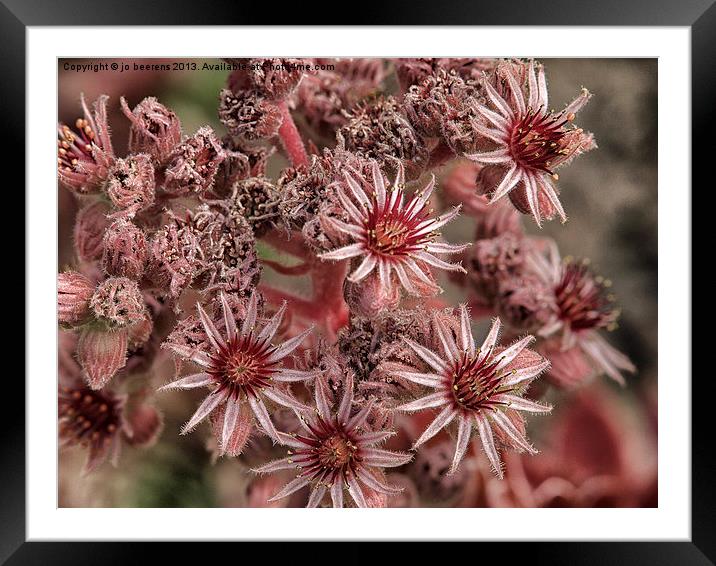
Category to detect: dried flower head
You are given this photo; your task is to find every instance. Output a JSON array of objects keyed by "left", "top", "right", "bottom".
[
  {"left": 102, "top": 220, "right": 147, "bottom": 280},
  {"left": 74, "top": 200, "right": 111, "bottom": 263},
  {"left": 495, "top": 274, "right": 558, "bottom": 332},
  {"left": 90, "top": 277, "right": 147, "bottom": 328},
  {"left": 163, "top": 126, "right": 225, "bottom": 197},
  {"left": 58, "top": 271, "right": 95, "bottom": 327},
  {"left": 104, "top": 154, "right": 156, "bottom": 218},
  {"left": 337, "top": 96, "right": 428, "bottom": 176},
  {"left": 146, "top": 219, "right": 202, "bottom": 297},
  {"left": 277, "top": 154, "right": 334, "bottom": 230},
  {"left": 160, "top": 292, "right": 315, "bottom": 454},
  {"left": 218, "top": 88, "right": 283, "bottom": 142},
  {"left": 466, "top": 60, "right": 595, "bottom": 225},
  {"left": 121, "top": 96, "right": 182, "bottom": 163},
  {"left": 230, "top": 177, "right": 281, "bottom": 237},
  {"left": 295, "top": 60, "right": 385, "bottom": 138},
  {"left": 190, "top": 204, "right": 261, "bottom": 295},
  {"left": 466, "top": 233, "right": 527, "bottom": 302},
  {"left": 318, "top": 160, "right": 468, "bottom": 296},
  {"left": 248, "top": 58, "right": 313, "bottom": 100},
  {"left": 254, "top": 372, "right": 412, "bottom": 507},
  {"left": 57, "top": 94, "right": 115, "bottom": 195},
  {"left": 395, "top": 308, "right": 551, "bottom": 477}
]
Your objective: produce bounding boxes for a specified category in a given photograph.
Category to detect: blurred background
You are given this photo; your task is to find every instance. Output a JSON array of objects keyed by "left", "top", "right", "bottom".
[{"left": 58, "top": 58, "right": 657, "bottom": 507}]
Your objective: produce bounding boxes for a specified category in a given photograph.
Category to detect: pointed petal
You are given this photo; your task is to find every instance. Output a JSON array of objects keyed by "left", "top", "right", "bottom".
[
  {"left": 346, "top": 399, "right": 374, "bottom": 432},
  {"left": 402, "top": 337, "right": 448, "bottom": 373},
  {"left": 397, "top": 392, "right": 448, "bottom": 413},
  {"left": 266, "top": 326, "right": 313, "bottom": 364},
  {"left": 413, "top": 406, "right": 457, "bottom": 448},
  {"left": 495, "top": 335, "right": 535, "bottom": 371},
  {"left": 358, "top": 430, "right": 396, "bottom": 446},
  {"left": 527, "top": 60, "right": 539, "bottom": 109},
  {"left": 393, "top": 263, "right": 419, "bottom": 295},
  {"left": 249, "top": 395, "right": 281, "bottom": 442},
  {"left": 392, "top": 370, "right": 442, "bottom": 388},
  {"left": 475, "top": 412, "right": 502, "bottom": 478},
  {"left": 196, "top": 303, "right": 226, "bottom": 352},
  {"left": 262, "top": 388, "right": 310, "bottom": 412},
  {"left": 252, "top": 456, "right": 295, "bottom": 474},
  {"left": 413, "top": 251, "right": 465, "bottom": 273},
  {"left": 272, "top": 368, "right": 319, "bottom": 383},
  {"left": 165, "top": 344, "right": 212, "bottom": 368},
  {"left": 338, "top": 372, "right": 354, "bottom": 425},
  {"left": 220, "top": 292, "right": 238, "bottom": 343},
  {"left": 424, "top": 241, "right": 471, "bottom": 255},
  {"left": 372, "top": 160, "right": 386, "bottom": 208},
  {"left": 524, "top": 173, "right": 542, "bottom": 227},
  {"left": 257, "top": 300, "right": 287, "bottom": 343},
  {"left": 331, "top": 480, "right": 344, "bottom": 508},
  {"left": 536, "top": 173, "right": 566, "bottom": 223},
  {"left": 158, "top": 372, "right": 212, "bottom": 391},
  {"left": 361, "top": 448, "right": 413, "bottom": 467},
  {"left": 489, "top": 164, "right": 520, "bottom": 203},
  {"left": 490, "top": 410, "right": 537, "bottom": 453},
  {"left": 562, "top": 88, "right": 592, "bottom": 118},
  {"left": 493, "top": 394, "right": 552, "bottom": 413},
  {"left": 314, "top": 378, "right": 332, "bottom": 421},
  {"left": 449, "top": 416, "right": 473, "bottom": 474},
  {"left": 241, "top": 292, "right": 258, "bottom": 337},
  {"left": 319, "top": 243, "right": 365, "bottom": 261},
  {"left": 306, "top": 485, "right": 327, "bottom": 508},
  {"left": 181, "top": 391, "right": 226, "bottom": 434},
  {"left": 501, "top": 360, "right": 551, "bottom": 388},
  {"left": 346, "top": 474, "right": 368, "bottom": 508},
  {"left": 536, "top": 63, "right": 548, "bottom": 108},
  {"left": 336, "top": 187, "right": 366, "bottom": 223},
  {"left": 344, "top": 170, "right": 371, "bottom": 209},
  {"left": 356, "top": 468, "right": 404, "bottom": 495},
  {"left": 434, "top": 313, "right": 460, "bottom": 360},
  {"left": 479, "top": 318, "right": 502, "bottom": 362},
  {"left": 483, "top": 80, "right": 514, "bottom": 119},
  {"left": 221, "top": 396, "right": 241, "bottom": 455},
  {"left": 459, "top": 304, "right": 475, "bottom": 356},
  {"left": 348, "top": 254, "right": 377, "bottom": 283},
  {"left": 268, "top": 475, "right": 310, "bottom": 502}
]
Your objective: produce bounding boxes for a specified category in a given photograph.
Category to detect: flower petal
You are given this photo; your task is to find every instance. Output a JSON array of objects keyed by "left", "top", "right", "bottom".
[
  {"left": 158, "top": 372, "right": 212, "bottom": 391},
  {"left": 181, "top": 391, "right": 226, "bottom": 434},
  {"left": 413, "top": 406, "right": 457, "bottom": 448}
]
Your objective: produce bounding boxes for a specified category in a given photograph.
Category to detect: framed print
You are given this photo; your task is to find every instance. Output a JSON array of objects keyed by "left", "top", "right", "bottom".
[{"left": 7, "top": 0, "right": 707, "bottom": 562}]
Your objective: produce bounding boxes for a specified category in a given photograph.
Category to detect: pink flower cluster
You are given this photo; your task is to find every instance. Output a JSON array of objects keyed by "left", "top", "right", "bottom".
[{"left": 57, "top": 57, "right": 644, "bottom": 507}]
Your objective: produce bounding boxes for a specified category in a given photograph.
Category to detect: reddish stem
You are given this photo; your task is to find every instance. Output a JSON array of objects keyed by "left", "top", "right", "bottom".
[
  {"left": 261, "top": 229, "right": 312, "bottom": 260},
  {"left": 277, "top": 101, "right": 308, "bottom": 168}
]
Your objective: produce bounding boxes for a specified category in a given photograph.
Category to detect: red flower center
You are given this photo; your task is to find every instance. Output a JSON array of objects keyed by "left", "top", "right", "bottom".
[
  {"left": 209, "top": 335, "right": 277, "bottom": 398},
  {"left": 451, "top": 351, "right": 509, "bottom": 411},
  {"left": 555, "top": 262, "right": 619, "bottom": 331},
  {"left": 365, "top": 193, "right": 432, "bottom": 257},
  {"left": 317, "top": 433, "right": 358, "bottom": 469},
  {"left": 59, "top": 386, "right": 120, "bottom": 448},
  {"left": 508, "top": 108, "right": 573, "bottom": 174}
]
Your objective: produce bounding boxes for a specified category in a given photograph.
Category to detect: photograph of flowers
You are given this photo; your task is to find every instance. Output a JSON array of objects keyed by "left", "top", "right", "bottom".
[{"left": 57, "top": 57, "right": 657, "bottom": 509}]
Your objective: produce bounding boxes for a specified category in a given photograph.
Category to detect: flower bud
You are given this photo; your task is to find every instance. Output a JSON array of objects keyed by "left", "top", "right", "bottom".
[
  {"left": 57, "top": 271, "right": 95, "bottom": 327},
  {"left": 127, "top": 313, "right": 154, "bottom": 351},
  {"left": 124, "top": 403, "right": 163, "bottom": 447},
  {"left": 218, "top": 88, "right": 282, "bottom": 141},
  {"left": 120, "top": 96, "right": 182, "bottom": 163},
  {"left": 90, "top": 277, "right": 147, "bottom": 328},
  {"left": 74, "top": 200, "right": 111, "bottom": 263},
  {"left": 105, "top": 154, "right": 156, "bottom": 218},
  {"left": 102, "top": 220, "right": 147, "bottom": 280},
  {"left": 77, "top": 326, "right": 128, "bottom": 389},
  {"left": 163, "top": 126, "right": 225, "bottom": 197}
]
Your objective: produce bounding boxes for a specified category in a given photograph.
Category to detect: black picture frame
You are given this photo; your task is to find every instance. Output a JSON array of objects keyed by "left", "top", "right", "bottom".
[{"left": 6, "top": 1, "right": 705, "bottom": 562}]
